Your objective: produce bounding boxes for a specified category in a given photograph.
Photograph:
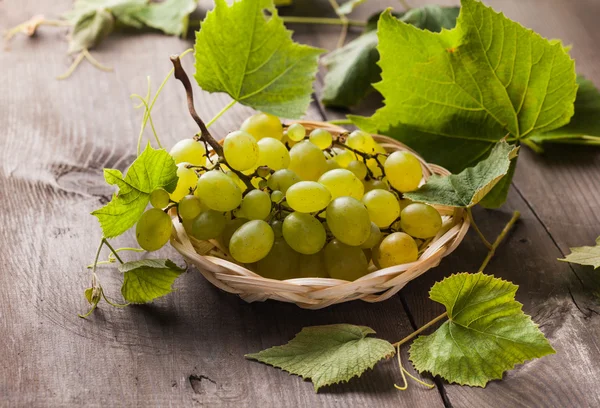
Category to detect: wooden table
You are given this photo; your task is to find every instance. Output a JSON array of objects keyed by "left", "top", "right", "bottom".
[{"left": 2, "top": 0, "right": 600, "bottom": 406}]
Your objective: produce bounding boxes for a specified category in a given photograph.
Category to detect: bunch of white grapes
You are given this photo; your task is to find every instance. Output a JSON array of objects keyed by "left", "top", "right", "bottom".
[{"left": 136, "top": 113, "right": 443, "bottom": 281}]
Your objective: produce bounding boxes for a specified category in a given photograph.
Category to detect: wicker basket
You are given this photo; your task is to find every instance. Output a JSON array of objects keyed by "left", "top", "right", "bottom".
[{"left": 170, "top": 121, "right": 470, "bottom": 309}]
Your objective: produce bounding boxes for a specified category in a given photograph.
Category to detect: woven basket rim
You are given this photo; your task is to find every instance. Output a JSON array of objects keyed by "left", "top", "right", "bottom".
[{"left": 170, "top": 120, "right": 470, "bottom": 309}]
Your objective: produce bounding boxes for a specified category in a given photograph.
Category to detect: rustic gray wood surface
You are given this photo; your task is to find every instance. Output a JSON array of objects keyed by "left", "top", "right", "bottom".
[{"left": 1, "top": 0, "right": 599, "bottom": 407}]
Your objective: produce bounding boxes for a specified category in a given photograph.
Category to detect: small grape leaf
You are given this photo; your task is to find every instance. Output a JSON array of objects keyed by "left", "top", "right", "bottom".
[
  {"left": 91, "top": 144, "right": 178, "bottom": 238},
  {"left": 63, "top": 0, "right": 146, "bottom": 25},
  {"left": 405, "top": 141, "right": 518, "bottom": 208},
  {"left": 559, "top": 237, "right": 600, "bottom": 269},
  {"left": 246, "top": 324, "right": 395, "bottom": 392},
  {"left": 337, "top": 0, "right": 367, "bottom": 16},
  {"left": 68, "top": 9, "right": 114, "bottom": 54},
  {"left": 409, "top": 272, "right": 555, "bottom": 387},
  {"left": 119, "top": 259, "right": 186, "bottom": 304},
  {"left": 193, "top": 0, "right": 324, "bottom": 118},
  {"left": 350, "top": 0, "right": 577, "bottom": 206},
  {"left": 132, "top": 0, "right": 198, "bottom": 37}
]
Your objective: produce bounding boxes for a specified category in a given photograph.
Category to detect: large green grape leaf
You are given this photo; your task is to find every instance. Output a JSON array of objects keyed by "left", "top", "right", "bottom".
[
  {"left": 246, "top": 324, "right": 395, "bottom": 392},
  {"left": 194, "top": 0, "right": 324, "bottom": 118},
  {"left": 91, "top": 145, "right": 178, "bottom": 238},
  {"left": 410, "top": 272, "right": 555, "bottom": 387},
  {"left": 322, "top": 6, "right": 459, "bottom": 108},
  {"left": 350, "top": 0, "right": 577, "bottom": 197},
  {"left": 559, "top": 237, "right": 600, "bottom": 269},
  {"left": 405, "top": 141, "right": 518, "bottom": 207},
  {"left": 119, "top": 259, "right": 186, "bottom": 303}
]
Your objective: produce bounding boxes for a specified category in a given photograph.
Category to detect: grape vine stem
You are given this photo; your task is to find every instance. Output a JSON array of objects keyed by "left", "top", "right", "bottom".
[
  {"left": 279, "top": 17, "right": 366, "bottom": 27},
  {"left": 478, "top": 210, "right": 520, "bottom": 273},
  {"left": 466, "top": 208, "right": 493, "bottom": 249}
]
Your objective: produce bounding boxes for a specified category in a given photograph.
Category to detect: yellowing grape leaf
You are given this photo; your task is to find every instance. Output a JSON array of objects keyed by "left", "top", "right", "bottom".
[
  {"left": 246, "top": 324, "right": 395, "bottom": 392},
  {"left": 410, "top": 272, "right": 555, "bottom": 387},
  {"left": 405, "top": 141, "right": 518, "bottom": 207},
  {"left": 92, "top": 144, "right": 178, "bottom": 238},
  {"left": 193, "top": 0, "right": 324, "bottom": 118},
  {"left": 119, "top": 259, "right": 186, "bottom": 303},
  {"left": 350, "top": 0, "right": 577, "bottom": 206},
  {"left": 559, "top": 237, "right": 600, "bottom": 269}
]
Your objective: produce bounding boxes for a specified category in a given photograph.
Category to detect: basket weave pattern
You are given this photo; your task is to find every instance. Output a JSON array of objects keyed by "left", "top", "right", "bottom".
[{"left": 170, "top": 121, "right": 470, "bottom": 309}]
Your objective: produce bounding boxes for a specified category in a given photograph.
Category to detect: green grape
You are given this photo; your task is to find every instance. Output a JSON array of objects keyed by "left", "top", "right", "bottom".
[
  {"left": 326, "top": 197, "right": 371, "bottom": 246},
  {"left": 240, "top": 189, "right": 271, "bottom": 220},
  {"left": 241, "top": 112, "right": 283, "bottom": 141},
  {"left": 229, "top": 220, "right": 275, "bottom": 263},
  {"left": 191, "top": 210, "right": 227, "bottom": 240},
  {"left": 169, "top": 139, "right": 206, "bottom": 166},
  {"left": 318, "top": 169, "right": 364, "bottom": 200},
  {"left": 362, "top": 189, "right": 400, "bottom": 228},
  {"left": 373, "top": 232, "right": 418, "bottom": 268},
  {"left": 178, "top": 195, "right": 205, "bottom": 220},
  {"left": 270, "top": 219, "right": 283, "bottom": 238},
  {"left": 182, "top": 217, "right": 194, "bottom": 235},
  {"left": 286, "top": 181, "right": 331, "bottom": 213},
  {"left": 282, "top": 212, "right": 326, "bottom": 255},
  {"left": 196, "top": 170, "right": 242, "bottom": 211},
  {"left": 258, "top": 179, "right": 268, "bottom": 189},
  {"left": 267, "top": 169, "right": 300, "bottom": 193},
  {"left": 296, "top": 253, "right": 328, "bottom": 278},
  {"left": 257, "top": 137, "right": 290, "bottom": 170},
  {"left": 220, "top": 218, "right": 248, "bottom": 248},
  {"left": 399, "top": 198, "right": 412, "bottom": 211},
  {"left": 326, "top": 159, "right": 340, "bottom": 171},
  {"left": 400, "top": 203, "right": 442, "bottom": 238},
  {"left": 150, "top": 188, "right": 170, "bottom": 209},
  {"left": 324, "top": 240, "right": 369, "bottom": 281},
  {"left": 223, "top": 130, "right": 259, "bottom": 171},
  {"left": 363, "top": 248, "right": 372, "bottom": 263},
  {"left": 364, "top": 178, "right": 389, "bottom": 192},
  {"left": 171, "top": 163, "right": 199, "bottom": 202},
  {"left": 331, "top": 147, "right": 354, "bottom": 168},
  {"left": 136, "top": 208, "right": 172, "bottom": 251},
  {"left": 347, "top": 130, "right": 376, "bottom": 153},
  {"left": 225, "top": 170, "right": 248, "bottom": 191},
  {"left": 255, "top": 238, "right": 300, "bottom": 280},
  {"left": 271, "top": 190, "right": 284, "bottom": 203},
  {"left": 347, "top": 160, "right": 368, "bottom": 180},
  {"left": 361, "top": 222, "right": 382, "bottom": 249},
  {"left": 384, "top": 151, "right": 422, "bottom": 192},
  {"left": 256, "top": 166, "right": 271, "bottom": 178},
  {"left": 287, "top": 123, "right": 306, "bottom": 142},
  {"left": 288, "top": 141, "right": 328, "bottom": 181},
  {"left": 309, "top": 128, "right": 332, "bottom": 149}
]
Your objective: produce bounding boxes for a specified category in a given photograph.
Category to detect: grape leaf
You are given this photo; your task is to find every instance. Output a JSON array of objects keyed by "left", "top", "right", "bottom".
[
  {"left": 322, "top": 6, "right": 459, "bottom": 108},
  {"left": 246, "top": 324, "right": 395, "bottom": 392},
  {"left": 132, "top": 0, "right": 198, "bottom": 37},
  {"left": 193, "top": 0, "right": 324, "bottom": 118},
  {"left": 410, "top": 272, "right": 555, "bottom": 387},
  {"left": 63, "top": 0, "right": 146, "bottom": 25},
  {"left": 404, "top": 141, "right": 518, "bottom": 208},
  {"left": 119, "top": 259, "right": 186, "bottom": 303},
  {"left": 529, "top": 75, "right": 600, "bottom": 146},
  {"left": 350, "top": 0, "right": 577, "bottom": 205},
  {"left": 337, "top": 0, "right": 367, "bottom": 16},
  {"left": 91, "top": 144, "right": 178, "bottom": 238},
  {"left": 68, "top": 9, "right": 114, "bottom": 54},
  {"left": 559, "top": 237, "right": 600, "bottom": 269}
]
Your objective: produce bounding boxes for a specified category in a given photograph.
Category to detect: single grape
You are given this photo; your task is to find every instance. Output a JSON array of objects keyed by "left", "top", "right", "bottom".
[
  {"left": 326, "top": 159, "right": 340, "bottom": 171},
  {"left": 270, "top": 219, "right": 283, "bottom": 238},
  {"left": 288, "top": 141, "right": 328, "bottom": 181},
  {"left": 400, "top": 203, "right": 442, "bottom": 238},
  {"left": 347, "top": 160, "right": 368, "bottom": 180},
  {"left": 364, "top": 178, "right": 389, "bottom": 192},
  {"left": 318, "top": 169, "right": 364, "bottom": 200},
  {"left": 223, "top": 130, "right": 259, "bottom": 171},
  {"left": 282, "top": 212, "right": 326, "bottom": 255},
  {"left": 225, "top": 170, "right": 248, "bottom": 191},
  {"left": 220, "top": 218, "right": 249, "bottom": 248},
  {"left": 169, "top": 139, "right": 206, "bottom": 166},
  {"left": 271, "top": 190, "right": 284, "bottom": 203},
  {"left": 331, "top": 147, "right": 355, "bottom": 168},
  {"left": 241, "top": 112, "right": 283, "bottom": 141},
  {"left": 287, "top": 123, "right": 306, "bottom": 142},
  {"left": 324, "top": 240, "right": 369, "bottom": 281},
  {"left": 326, "top": 197, "right": 371, "bottom": 246},
  {"left": 286, "top": 181, "right": 331, "bottom": 213},
  {"left": 136, "top": 208, "right": 172, "bottom": 251},
  {"left": 150, "top": 188, "right": 170, "bottom": 209},
  {"left": 267, "top": 169, "right": 300, "bottom": 193},
  {"left": 361, "top": 222, "right": 382, "bottom": 249},
  {"left": 191, "top": 210, "right": 226, "bottom": 240},
  {"left": 399, "top": 198, "right": 412, "bottom": 211},
  {"left": 240, "top": 189, "right": 271, "bottom": 220},
  {"left": 171, "top": 163, "right": 199, "bottom": 202},
  {"left": 256, "top": 166, "right": 271, "bottom": 178},
  {"left": 363, "top": 248, "right": 372, "bottom": 263},
  {"left": 229, "top": 220, "right": 275, "bottom": 263},
  {"left": 373, "top": 232, "right": 418, "bottom": 268},
  {"left": 255, "top": 238, "right": 300, "bottom": 280},
  {"left": 347, "top": 130, "right": 376, "bottom": 153},
  {"left": 178, "top": 195, "right": 205, "bottom": 220},
  {"left": 309, "top": 128, "right": 332, "bottom": 150},
  {"left": 296, "top": 253, "right": 329, "bottom": 278},
  {"left": 362, "top": 189, "right": 400, "bottom": 228},
  {"left": 384, "top": 151, "right": 422, "bottom": 192},
  {"left": 196, "top": 170, "right": 242, "bottom": 211},
  {"left": 257, "top": 137, "right": 290, "bottom": 170}
]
